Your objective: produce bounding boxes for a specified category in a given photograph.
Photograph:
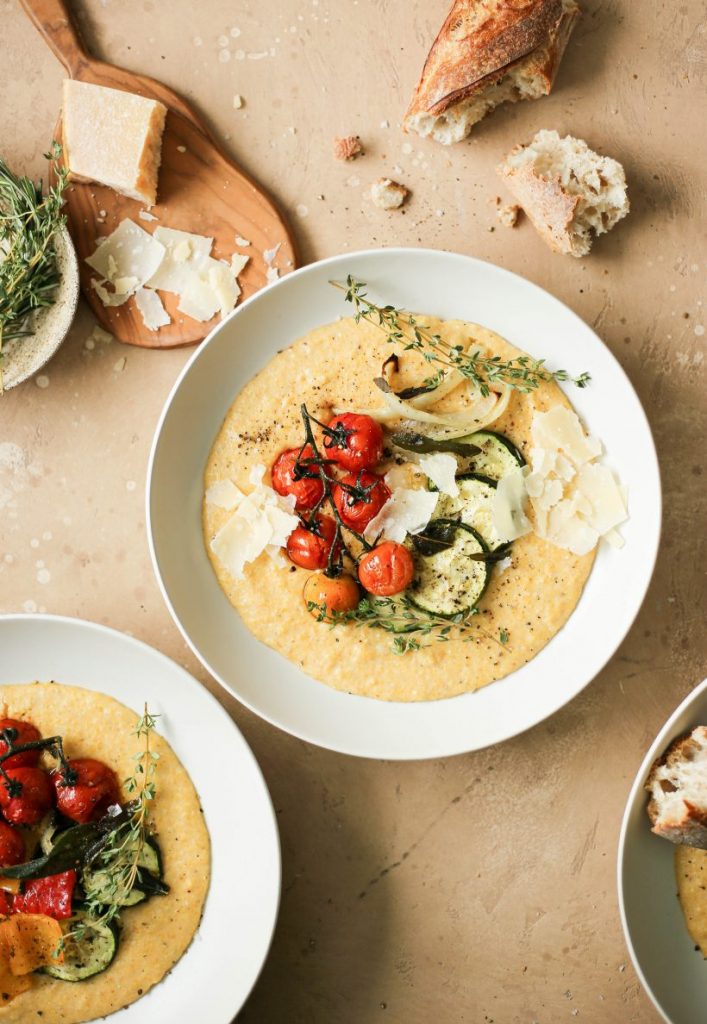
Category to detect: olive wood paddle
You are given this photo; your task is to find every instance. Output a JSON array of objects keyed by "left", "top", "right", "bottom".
[{"left": 21, "top": 0, "right": 298, "bottom": 348}]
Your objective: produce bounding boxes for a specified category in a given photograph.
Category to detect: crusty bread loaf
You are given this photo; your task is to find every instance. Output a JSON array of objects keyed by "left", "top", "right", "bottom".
[
  {"left": 646, "top": 727, "right": 707, "bottom": 849},
  {"left": 497, "top": 129, "right": 629, "bottom": 256},
  {"left": 403, "top": 0, "right": 580, "bottom": 145}
]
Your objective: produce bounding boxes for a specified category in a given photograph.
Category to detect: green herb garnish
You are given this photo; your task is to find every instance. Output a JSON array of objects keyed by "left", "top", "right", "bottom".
[
  {"left": 331, "top": 276, "right": 590, "bottom": 396},
  {"left": 65, "top": 706, "right": 161, "bottom": 944},
  {"left": 307, "top": 595, "right": 509, "bottom": 654},
  {"left": 0, "top": 142, "right": 68, "bottom": 388}
]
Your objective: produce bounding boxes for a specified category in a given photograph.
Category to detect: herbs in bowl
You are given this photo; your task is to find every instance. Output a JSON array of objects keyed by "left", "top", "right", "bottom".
[
  {"left": 0, "top": 682, "right": 210, "bottom": 1022},
  {"left": 0, "top": 144, "right": 78, "bottom": 391}
]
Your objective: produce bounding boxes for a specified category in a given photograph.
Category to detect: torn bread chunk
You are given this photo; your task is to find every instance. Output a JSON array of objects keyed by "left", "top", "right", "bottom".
[
  {"left": 498, "top": 129, "right": 629, "bottom": 256},
  {"left": 646, "top": 728, "right": 707, "bottom": 849},
  {"left": 371, "top": 178, "right": 409, "bottom": 210},
  {"left": 497, "top": 203, "right": 521, "bottom": 228},
  {"left": 403, "top": 0, "right": 580, "bottom": 145},
  {"left": 62, "top": 80, "right": 166, "bottom": 205}
]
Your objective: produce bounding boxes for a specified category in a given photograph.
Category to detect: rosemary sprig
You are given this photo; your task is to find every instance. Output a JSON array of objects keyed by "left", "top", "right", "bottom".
[
  {"left": 0, "top": 142, "right": 68, "bottom": 387},
  {"left": 331, "top": 276, "right": 590, "bottom": 397},
  {"left": 65, "top": 706, "right": 160, "bottom": 944}
]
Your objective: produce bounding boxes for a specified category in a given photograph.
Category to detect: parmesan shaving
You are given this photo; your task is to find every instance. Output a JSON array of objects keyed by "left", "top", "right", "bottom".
[
  {"left": 135, "top": 288, "right": 171, "bottom": 331},
  {"left": 363, "top": 487, "right": 438, "bottom": 544},
  {"left": 85, "top": 219, "right": 165, "bottom": 295},
  {"left": 418, "top": 453, "right": 459, "bottom": 497}
]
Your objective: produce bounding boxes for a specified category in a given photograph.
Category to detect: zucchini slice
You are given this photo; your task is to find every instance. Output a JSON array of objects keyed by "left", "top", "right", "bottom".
[
  {"left": 453, "top": 430, "right": 525, "bottom": 480},
  {"left": 434, "top": 473, "right": 500, "bottom": 549},
  {"left": 80, "top": 867, "right": 147, "bottom": 908},
  {"left": 138, "top": 836, "right": 162, "bottom": 878},
  {"left": 408, "top": 519, "right": 489, "bottom": 618},
  {"left": 43, "top": 912, "right": 119, "bottom": 982}
]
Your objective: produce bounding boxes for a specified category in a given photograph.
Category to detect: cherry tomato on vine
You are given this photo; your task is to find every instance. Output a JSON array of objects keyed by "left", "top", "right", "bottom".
[
  {"left": 358, "top": 541, "right": 415, "bottom": 597},
  {"left": 287, "top": 515, "right": 340, "bottom": 571},
  {"left": 271, "top": 445, "right": 324, "bottom": 511},
  {"left": 303, "top": 572, "right": 361, "bottom": 621},
  {"left": 324, "top": 413, "right": 384, "bottom": 473},
  {"left": 0, "top": 767, "right": 53, "bottom": 827},
  {"left": 0, "top": 820, "right": 25, "bottom": 867},
  {"left": 0, "top": 718, "right": 41, "bottom": 770},
  {"left": 333, "top": 471, "right": 391, "bottom": 532},
  {"left": 51, "top": 758, "right": 120, "bottom": 824}
]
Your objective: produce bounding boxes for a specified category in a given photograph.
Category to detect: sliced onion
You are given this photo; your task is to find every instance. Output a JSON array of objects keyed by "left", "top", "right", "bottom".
[
  {"left": 333, "top": 382, "right": 510, "bottom": 436},
  {"left": 404, "top": 368, "right": 465, "bottom": 409}
]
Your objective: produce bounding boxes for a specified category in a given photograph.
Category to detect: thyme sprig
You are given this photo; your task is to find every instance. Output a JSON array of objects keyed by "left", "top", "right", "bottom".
[
  {"left": 307, "top": 596, "right": 511, "bottom": 655},
  {"left": 0, "top": 143, "right": 68, "bottom": 386},
  {"left": 65, "top": 706, "right": 160, "bottom": 944},
  {"left": 331, "top": 276, "right": 590, "bottom": 397}
]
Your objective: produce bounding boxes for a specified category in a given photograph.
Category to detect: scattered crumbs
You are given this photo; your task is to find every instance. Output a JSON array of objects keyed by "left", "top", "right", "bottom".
[
  {"left": 497, "top": 203, "right": 521, "bottom": 228},
  {"left": 435, "top": 208, "right": 444, "bottom": 217},
  {"left": 35, "top": 374, "right": 50, "bottom": 389},
  {"left": 177, "top": 145, "right": 187, "bottom": 153},
  {"left": 235, "top": 235, "right": 251, "bottom": 247},
  {"left": 126, "top": 480, "right": 137, "bottom": 492},
  {"left": 230, "top": 26, "right": 241, "bottom": 38},
  {"left": 571, "top": 1012, "right": 579, "bottom": 1018},
  {"left": 333, "top": 135, "right": 363, "bottom": 161},
  {"left": 114, "top": 357, "right": 127, "bottom": 373},
  {"left": 263, "top": 243, "right": 281, "bottom": 265},
  {"left": 564, "top": 991, "right": 573, "bottom": 1000},
  {"left": 30, "top": 538, "right": 39, "bottom": 549},
  {"left": 193, "top": 35, "right": 203, "bottom": 46},
  {"left": 92, "top": 326, "right": 113, "bottom": 345},
  {"left": 235, "top": 49, "right": 245, "bottom": 60},
  {"left": 233, "top": 94, "right": 244, "bottom": 109},
  {"left": 371, "top": 178, "right": 409, "bottom": 210},
  {"left": 346, "top": 174, "right": 361, "bottom": 188},
  {"left": 401, "top": 142, "right": 413, "bottom": 155},
  {"left": 392, "top": 164, "right": 403, "bottom": 175},
  {"left": 266, "top": 266, "right": 279, "bottom": 284},
  {"left": 219, "top": 48, "right": 231, "bottom": 63},
  {"left": 22, "top": 600, "right": 37, "bottom": 613},
  {"left": 42, "top": 531, "right": 52, "bottom": 541},
  {"left": 99, "top": 209, "right": 107, "bottom": 218},
  {"left": 218, "top": 34, "right": 229, "bottom": 47},
  {"left": 695, "top": 324, "right": 705, "bottom": 336},
  {"left": 285, "top": 126, "right": 297, "bottom": 136},
  {"left": 296, "top": 204, "right": 309, "bottom": 218},
  {"left": 138, "top": 209, "right": 158, "bottom": 223},
  {"left": 3, "top": 554, "right": 13, "bottom": 564},
  {"left": 380, "top": 119, "right": 390, "bottom": 129},
  {"left": 36, "top": 568, "right": 51, "bottom": 585},
  {"left": 618, "top": 964, "right": 626, "bottom": 973},
  {"left": 316, "top": 194, "right": 325, "bottom": 201}
]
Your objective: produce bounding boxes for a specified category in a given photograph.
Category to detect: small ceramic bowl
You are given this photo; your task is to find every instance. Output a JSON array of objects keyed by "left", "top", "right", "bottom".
[
  {"left": 1, "top": 224, "right": 79, "bottom": 389},
  {"left": 618, "top": 676, "right": 707, "bottom": 1024}
]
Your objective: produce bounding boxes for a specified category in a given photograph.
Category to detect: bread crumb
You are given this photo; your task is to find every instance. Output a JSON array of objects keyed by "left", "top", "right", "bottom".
[
  {"left": 333, "top": 135, "right": 363, "bottom": 161},
  {"left": 497, "top": 203, "right": 521, "bottom": 228},
  {"left": 371, "top": 178, "right": 409, "bottom": 210},
  {"left": 233, "top": 94, "right": 244, "bottom": 109}
]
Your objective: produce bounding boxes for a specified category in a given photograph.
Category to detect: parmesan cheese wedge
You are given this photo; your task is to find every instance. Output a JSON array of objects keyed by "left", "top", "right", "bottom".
[{"left": 62, "top": 80, "right": 166, "bottom": 206}]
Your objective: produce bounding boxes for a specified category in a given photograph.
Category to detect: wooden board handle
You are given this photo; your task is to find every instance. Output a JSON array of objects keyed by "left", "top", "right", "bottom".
[{"left": 20, "top": 0, "right": 89, "bottom": 77}]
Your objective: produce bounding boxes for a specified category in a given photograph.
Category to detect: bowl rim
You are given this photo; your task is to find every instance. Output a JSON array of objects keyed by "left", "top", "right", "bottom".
[
  {"left": 617, "top": 675, "right": 707, "bottom": 1024},
  {"left": 146, "top": 245, "right": 662, "bottom": 759}
]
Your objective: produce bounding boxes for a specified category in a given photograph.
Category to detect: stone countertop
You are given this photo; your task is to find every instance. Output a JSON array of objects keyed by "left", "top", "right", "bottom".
[{"left": 1, "top": 1, "right": 705, "bottom": 1021}]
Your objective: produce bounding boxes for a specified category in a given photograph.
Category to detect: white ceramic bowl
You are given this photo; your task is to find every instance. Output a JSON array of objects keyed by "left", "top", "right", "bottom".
[
  {"left": 1, "top": 225, "right": 79, "bottom": 389},
  {"left": 0, "top": 614, "right": 280, "bottom": 1024},
  {"left": 147, "top": 247, "right": 661, "bottom": 760},
  {"left": 618, "top": 677, "right": 707, "bottom": 1024}
]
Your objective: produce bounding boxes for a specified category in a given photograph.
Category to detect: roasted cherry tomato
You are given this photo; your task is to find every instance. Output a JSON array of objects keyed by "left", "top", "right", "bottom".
[
  {"left": 333, "top": 471, "right": 391, "bottom": 532},
  {"left": 358, "top": 541, "right": 415, "bottom": 597},
  {"left": 13, "top": 870, "right": 76, "bottom": 920},
  {"left": 271, "top": 445, "right": 324, "bottom": 511},
  {"left": 287, "top": 515, "right": 340, "bottom": 571},
  {"left": 51, "top": 759, "right": 120, "bottom": 825},
  {"left": 303, "top": 572, "right": 360, "bottom": 621},
  {"left": 0, "top": 768, "right": 53, "bottom": 827},
  {"left": 0, "top": 821, "right": 25, "bottom": 867},
  {"left": 324, "top": 413, "right": 384, "bottom": 473},
  {"left": 0, "top": 718, "right": 41, "bottom": 770}
]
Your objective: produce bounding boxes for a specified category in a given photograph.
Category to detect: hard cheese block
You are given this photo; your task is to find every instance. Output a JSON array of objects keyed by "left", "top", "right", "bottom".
[{"left": 62, "top": 80, "right": 167, "bottom": 206}]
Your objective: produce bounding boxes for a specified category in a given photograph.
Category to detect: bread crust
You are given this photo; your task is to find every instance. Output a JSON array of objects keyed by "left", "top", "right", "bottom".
[
  {"left": 646, "top": 729, "right": 707, "bottom": 849},
  {"left": 404, "top": 0, "right": 571, "bottom": 122},
  {"left": 498, "top": 158, "right": 580, "bottom": 254}
]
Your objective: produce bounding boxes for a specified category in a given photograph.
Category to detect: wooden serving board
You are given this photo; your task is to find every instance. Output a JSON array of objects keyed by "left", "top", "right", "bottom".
[{"left": 21, "top": 0, "right": 298, "bottom": 348}]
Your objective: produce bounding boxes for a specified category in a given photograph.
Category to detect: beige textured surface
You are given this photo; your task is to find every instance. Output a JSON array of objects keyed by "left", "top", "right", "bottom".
[{"left": 0, "top": 1, "right": 705, "bottom": 1021}]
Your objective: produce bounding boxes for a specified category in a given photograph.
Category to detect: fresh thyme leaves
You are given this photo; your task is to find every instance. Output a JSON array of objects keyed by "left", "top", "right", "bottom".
[
  {"left": 331, "top": 276, "right": 591, "bottom": 397},
  {"left": 0, "top": 143, "right": 68, "bottom": 381},
  {"left": 307, "top": 595, "right": 478, "bottom": 652},
  {"left": 499, "top": 628, "right": 510, "bottom": 646},
  {"left": 66, "top": 706, "right": 163, "bottom": 944}
]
